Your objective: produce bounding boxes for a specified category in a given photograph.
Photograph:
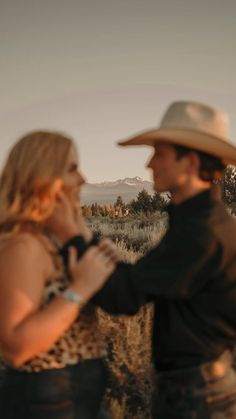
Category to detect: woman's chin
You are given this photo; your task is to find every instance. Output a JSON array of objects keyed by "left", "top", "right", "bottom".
[
  {"left": 73, "top": 198, "right": 81, "bottom": 209},
  {"left": 69, "top": 192, "right": 80, "bottom": 207}
]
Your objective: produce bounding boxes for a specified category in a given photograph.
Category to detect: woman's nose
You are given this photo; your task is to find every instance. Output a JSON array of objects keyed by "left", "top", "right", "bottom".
[{"left": 78, "top": 172, "right": 86, "bottom": 185}]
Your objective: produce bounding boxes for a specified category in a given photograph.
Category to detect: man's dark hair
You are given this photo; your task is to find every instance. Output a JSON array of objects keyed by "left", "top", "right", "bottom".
[{"left": 173, "top": 144, "right": 226, "bottom": 182}]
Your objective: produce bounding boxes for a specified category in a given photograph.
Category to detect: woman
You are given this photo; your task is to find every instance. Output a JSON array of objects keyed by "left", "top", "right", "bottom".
[{"left": 0, "top": 131, "right": 116, "bottom": 419}]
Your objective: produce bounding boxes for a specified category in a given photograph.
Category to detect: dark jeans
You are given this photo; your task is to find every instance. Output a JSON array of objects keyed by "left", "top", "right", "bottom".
[
  {"left": 152, "top": 350, "right": 236, "bottom": 418},
  {"left": 0, "top": 358, "right": 109, "bottom": 419}
]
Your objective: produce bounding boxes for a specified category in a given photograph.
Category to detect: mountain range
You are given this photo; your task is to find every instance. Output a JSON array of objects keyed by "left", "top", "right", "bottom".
[{"left": 80, "top": 177, "right": 154, "bottom": 205}]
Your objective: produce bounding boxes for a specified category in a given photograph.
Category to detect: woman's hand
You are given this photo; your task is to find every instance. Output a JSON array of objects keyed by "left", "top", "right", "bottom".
[
  {"left": 47, "top": 190, "right": 92, "bottom": 244},
  {"left": 68, "top": 246, "right": 116, "bottom": 302},
  {"left": 74, "top": 205, "right": 93, "bottom": 243},
  {"left": 46, "top": 190, "right": 80, "bottom": 244},
  {"left": 98, "top": 238, "right": 121, "bottom": 263}
]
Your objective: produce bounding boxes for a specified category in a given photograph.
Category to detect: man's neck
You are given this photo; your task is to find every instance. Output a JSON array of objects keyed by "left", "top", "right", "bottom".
[{"left": 171, "top": 182, "right": 211, "bottom": 205}]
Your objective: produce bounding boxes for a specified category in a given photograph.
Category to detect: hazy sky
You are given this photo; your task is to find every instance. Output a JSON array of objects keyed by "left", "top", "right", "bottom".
[{"left": 0, "top": 0, "right": 235, "bottom": 181}]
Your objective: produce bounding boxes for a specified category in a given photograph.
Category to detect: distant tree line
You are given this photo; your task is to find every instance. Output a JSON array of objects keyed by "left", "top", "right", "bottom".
[
  {"left": 128, "top": 189, "right": 168, "bottom": 215},
  {"left": 81, "top": 189, "right": 168, "bottom": 217},
  {"left": 81, "top": 167, "right": 236, "bottom": 217}
]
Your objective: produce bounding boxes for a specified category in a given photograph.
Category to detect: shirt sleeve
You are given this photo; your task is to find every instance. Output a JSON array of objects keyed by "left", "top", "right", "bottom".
[{"left": 93, "top": 224, "right": 223, "bottom": 314}]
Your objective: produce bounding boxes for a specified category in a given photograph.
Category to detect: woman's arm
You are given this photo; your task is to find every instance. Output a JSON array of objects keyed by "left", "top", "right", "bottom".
[{"left": 0, "top": 233, "right": 114, "bottom": 367}]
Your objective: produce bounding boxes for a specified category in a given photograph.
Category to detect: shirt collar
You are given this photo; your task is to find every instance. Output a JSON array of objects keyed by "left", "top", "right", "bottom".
[{"left": 167, "top": 187, "right": 221, "bottom": 221}]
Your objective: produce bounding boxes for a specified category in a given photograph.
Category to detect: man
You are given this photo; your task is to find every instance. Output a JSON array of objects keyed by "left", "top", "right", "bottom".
[{"left": 61, "top": 101, "right": 236, "bottom": 418}]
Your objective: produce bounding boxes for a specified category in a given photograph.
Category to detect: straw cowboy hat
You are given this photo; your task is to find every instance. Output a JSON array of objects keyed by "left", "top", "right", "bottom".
[{"left": 118, "top": 101, "right": 236, "bottom": 165}]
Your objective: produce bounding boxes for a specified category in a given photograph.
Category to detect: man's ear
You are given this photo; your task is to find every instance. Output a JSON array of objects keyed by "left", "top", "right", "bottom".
[{"left": 185, "top": 151, "right": 201, "bottom": 175}]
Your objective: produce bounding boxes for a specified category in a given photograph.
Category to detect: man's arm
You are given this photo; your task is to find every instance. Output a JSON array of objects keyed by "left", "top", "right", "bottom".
[{"left": 93, "top": 225, "right": 223, "bottom": 314}]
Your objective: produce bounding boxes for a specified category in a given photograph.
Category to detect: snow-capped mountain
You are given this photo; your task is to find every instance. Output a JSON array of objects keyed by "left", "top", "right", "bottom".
[{"left": 80, "top": 177, "right": 154, "bottom": 205}]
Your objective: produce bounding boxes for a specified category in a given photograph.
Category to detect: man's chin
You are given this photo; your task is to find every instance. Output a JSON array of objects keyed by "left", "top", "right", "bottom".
[{"left": 153, "top": 183, "right": 166, "bottom": 194}]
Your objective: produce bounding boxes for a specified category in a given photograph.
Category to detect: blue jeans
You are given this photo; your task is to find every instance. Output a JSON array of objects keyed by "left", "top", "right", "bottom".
[
  {"left": 152, "top": 351, "right": 236, "bottom": 418},
  {"left": 0, "top": 358, "right": 109, "bottom": 419}
]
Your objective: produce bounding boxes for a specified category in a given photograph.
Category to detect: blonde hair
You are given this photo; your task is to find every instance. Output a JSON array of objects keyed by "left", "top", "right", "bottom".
[{"left": 0, "top": 131, "right": 73, "bottom": 229}]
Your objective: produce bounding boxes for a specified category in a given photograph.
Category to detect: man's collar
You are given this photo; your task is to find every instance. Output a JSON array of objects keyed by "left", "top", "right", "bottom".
[{"left": 167, "top": 187, "right": 221, "bottom": 220}]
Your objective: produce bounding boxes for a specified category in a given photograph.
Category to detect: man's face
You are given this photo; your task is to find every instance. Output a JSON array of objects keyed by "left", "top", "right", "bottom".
[{"left": 147, "top": 142, "right": 191, "bottom": 194}]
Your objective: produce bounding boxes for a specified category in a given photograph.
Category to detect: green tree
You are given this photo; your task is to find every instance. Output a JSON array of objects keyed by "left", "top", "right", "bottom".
[
  {"left": 114, "top": 195, "right": 125, "bottom": 209},
  {"left": 151, "top": 192, "right": 168, "bottom": 212},
  {"left": 132, "top": 189, "right": 152, "bottom": 214},
  {"left": 91, "top": 202, "right": 100, "bottom": 216},
  {"left": 114, "top": 195, "right": 126, "bottom": 216},
  {"left": 221, "top": 166, "right": 236, "bottom": 207},
  {"left": 128, "top": 199, "right": 139, "bottom": 214},
  {"left": 138, "top": 189, "right": 153, "bottom": 214}
]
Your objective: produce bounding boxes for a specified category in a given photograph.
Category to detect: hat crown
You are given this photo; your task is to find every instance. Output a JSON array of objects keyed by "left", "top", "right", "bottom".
[{"left": 160, "top": 101, "right": 229, "bottom": 141}]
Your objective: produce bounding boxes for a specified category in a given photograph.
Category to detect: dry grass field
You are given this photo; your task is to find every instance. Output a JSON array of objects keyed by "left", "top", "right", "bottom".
[{"left": 88, "top": 213, "right": 168, "bottom": 418}]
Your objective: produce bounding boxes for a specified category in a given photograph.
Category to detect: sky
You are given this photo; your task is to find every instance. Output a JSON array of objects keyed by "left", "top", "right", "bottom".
[{"left": 0, "top": 0, "right": 235, "bottom": 182}]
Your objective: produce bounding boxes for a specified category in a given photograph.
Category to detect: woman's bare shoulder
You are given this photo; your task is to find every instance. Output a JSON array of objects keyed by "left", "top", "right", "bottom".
[{"left": 0, "top": 232, "right": 53, "bottom": 273}]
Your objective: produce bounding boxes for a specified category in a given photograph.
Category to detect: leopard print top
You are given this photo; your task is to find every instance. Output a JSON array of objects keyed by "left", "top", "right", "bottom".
[{"left": 0, "top": 232, "right": 106, "bottom": 372}]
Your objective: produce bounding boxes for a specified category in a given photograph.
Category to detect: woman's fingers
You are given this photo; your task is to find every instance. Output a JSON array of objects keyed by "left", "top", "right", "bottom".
[
  {"left": 88, "top": 247, "right": 116, "bottom": 276},
  {"left": 47, "top": 189, "right": 80, "bottom": 242},
  {"left": 98, "top": 238, "right": 121, "bottom": 263},
  {"left": 69, "top": 246, "right": 115, "bottom": 296},
  {"left": 68, "top": 241, "right": 118, "bottom": 282},
  {"left": 84, "top": 246, "right": 115, "bottom": 269},
  {"left": 68, "top": 246, "right": 78, "bottom": 269}
]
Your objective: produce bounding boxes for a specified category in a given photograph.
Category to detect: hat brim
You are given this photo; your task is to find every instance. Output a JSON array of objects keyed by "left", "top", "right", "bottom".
[{"left": 118, "top": 127, "right": 236, "bottom": 166}]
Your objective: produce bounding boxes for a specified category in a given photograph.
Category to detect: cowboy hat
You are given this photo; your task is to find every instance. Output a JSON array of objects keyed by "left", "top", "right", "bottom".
[{"left": 118, "top": 101, "right": 236, "bottom": 165}]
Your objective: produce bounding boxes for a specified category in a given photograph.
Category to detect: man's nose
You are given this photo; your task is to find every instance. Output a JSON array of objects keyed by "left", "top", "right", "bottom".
[{"left": 146, "top": 156, "right": 154, "bottom": 169}]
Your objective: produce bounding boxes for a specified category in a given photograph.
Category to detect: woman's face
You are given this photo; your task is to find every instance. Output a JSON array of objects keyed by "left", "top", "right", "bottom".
[{"left": 61, "top": 145, "right": 86, "bottom": 208}]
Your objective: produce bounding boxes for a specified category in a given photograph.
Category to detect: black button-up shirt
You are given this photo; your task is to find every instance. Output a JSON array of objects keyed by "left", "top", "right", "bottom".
[{"left": 94, "top": 188, "right": 236, "bottom": 371}]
